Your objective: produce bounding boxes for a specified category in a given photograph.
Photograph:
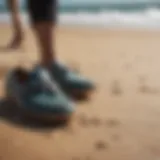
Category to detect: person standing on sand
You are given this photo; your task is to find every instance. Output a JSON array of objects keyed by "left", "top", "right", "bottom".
[{"left": 6, "top": 0, "right": 94, "bottom": 121}]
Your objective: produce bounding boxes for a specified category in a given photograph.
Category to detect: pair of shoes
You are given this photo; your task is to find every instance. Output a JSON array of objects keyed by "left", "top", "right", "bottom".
[{"left": 5, "top": 62, "right": 95, "bottom": 123}]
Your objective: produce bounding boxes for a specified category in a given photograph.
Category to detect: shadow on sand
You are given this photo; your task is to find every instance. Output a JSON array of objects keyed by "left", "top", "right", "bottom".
[{"left": 0, "top": 99, "right": 67, "bottom": 131}]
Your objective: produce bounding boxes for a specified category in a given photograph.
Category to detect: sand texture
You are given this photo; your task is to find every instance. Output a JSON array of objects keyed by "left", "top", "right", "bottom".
[{"left": 0, "top": 25, "right": 160, "bottom": 160}]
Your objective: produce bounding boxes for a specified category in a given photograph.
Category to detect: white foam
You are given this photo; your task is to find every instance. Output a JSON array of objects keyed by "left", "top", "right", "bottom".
[
  {"left": 58, "top": 8, "right": 160, "bottom": 29},
  {"left": 1, "top": 8, "right": 160, "bottom": 29}
]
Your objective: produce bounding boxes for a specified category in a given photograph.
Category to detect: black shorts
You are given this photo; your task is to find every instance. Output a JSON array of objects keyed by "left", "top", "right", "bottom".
[{"left": 27, "top": 0, "right": 57, "bottom": 23}]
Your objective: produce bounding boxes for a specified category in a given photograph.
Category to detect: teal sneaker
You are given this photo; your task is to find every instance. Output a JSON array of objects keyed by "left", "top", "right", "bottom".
[
  {"left": 50, "top": 62, "right": 95, "bottom": 100},
  {"left": 5, "top": 67, "right": 74, "bottom": 122}
]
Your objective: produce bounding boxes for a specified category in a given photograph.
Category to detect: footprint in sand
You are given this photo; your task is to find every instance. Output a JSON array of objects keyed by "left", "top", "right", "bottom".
[
  {"left": 139, "top": 84, "right": 151, "bottom": 93},
  {"left": 78, "top": 115, "right": 102, "bottom": 127},
  {"left": 106, "top": 119, "right": 121, "bottom": 128},
  {"left": 138, "top": 75, "right": 160, "bottom": 94},
  {"left": 95, "top": 141, "right": 109, "bottom": 150},
  {"left": 111, "top": 80, "right": 123, "bottom": 96},
  {"left": 138, "top": 75, "right": 146, "bottom": 83},
  {"left": 149, "top": 146, "right": 160, "bottom": 156},
  {"left": 78, "top": 114, "right": 90, "bottom": 127},
  {"left": 124, "top": 63, "right": 132, "bottom": 70},
  {"left": 139, "top": 84, "right": 160, "bottom": 94},
  {"left": 89, "top": 117, "right": 102, "bottom": 126},
  {"left": 111, "top": 134, "right": 120, "bottom": 141},
  {"left": 79, "top": 116, "right": 121, "bottom": 128}
]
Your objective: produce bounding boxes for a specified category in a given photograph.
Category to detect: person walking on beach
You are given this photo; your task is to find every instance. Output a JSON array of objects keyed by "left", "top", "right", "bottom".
[{"left": 6, "top": 0, "right": 94, "bottom": 121}]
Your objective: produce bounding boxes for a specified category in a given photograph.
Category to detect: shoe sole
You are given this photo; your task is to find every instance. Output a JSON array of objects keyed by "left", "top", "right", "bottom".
[
  {"left": 6, "top": 96, "right": 73, "bottom": 124},
  {"left": 67, "top": 87, "right": 95, "bottom": 101},
  {"left": 24, "top": 111, "right": 72, "bottom": 125}
]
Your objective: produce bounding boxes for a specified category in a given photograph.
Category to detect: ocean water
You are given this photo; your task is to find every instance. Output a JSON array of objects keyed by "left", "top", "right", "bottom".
[{"left": 1, "top": 0, "right": 160, "bottom": 29}]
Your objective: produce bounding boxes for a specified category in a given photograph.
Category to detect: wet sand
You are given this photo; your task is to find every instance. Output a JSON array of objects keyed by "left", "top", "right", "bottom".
[{"left": 0, "top": 25, "right": 160, "bottom": 160}]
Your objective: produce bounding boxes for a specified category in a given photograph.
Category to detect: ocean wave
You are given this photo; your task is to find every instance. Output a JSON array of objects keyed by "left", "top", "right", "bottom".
[
  {"left": 0, "top": 1, "right": 160, "bottom": 12},
  {"left": 1, "top": 8, "right": 160, "bottom": 29},
  {"left": 59, "top": 1, "right": 160, "bottom": 12},
  {"left": 59, "top": 8, "right": 160, "bottom": 29}
]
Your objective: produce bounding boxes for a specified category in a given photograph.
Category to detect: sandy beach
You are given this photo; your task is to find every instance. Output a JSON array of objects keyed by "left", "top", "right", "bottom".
[{"left": 0, "top": 25, "right": 160, "bottom": 160}]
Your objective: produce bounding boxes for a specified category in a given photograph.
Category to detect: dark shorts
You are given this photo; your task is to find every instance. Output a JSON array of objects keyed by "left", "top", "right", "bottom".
[{"left": 27, "top": 0, "right": 57, "bottom": 23}]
